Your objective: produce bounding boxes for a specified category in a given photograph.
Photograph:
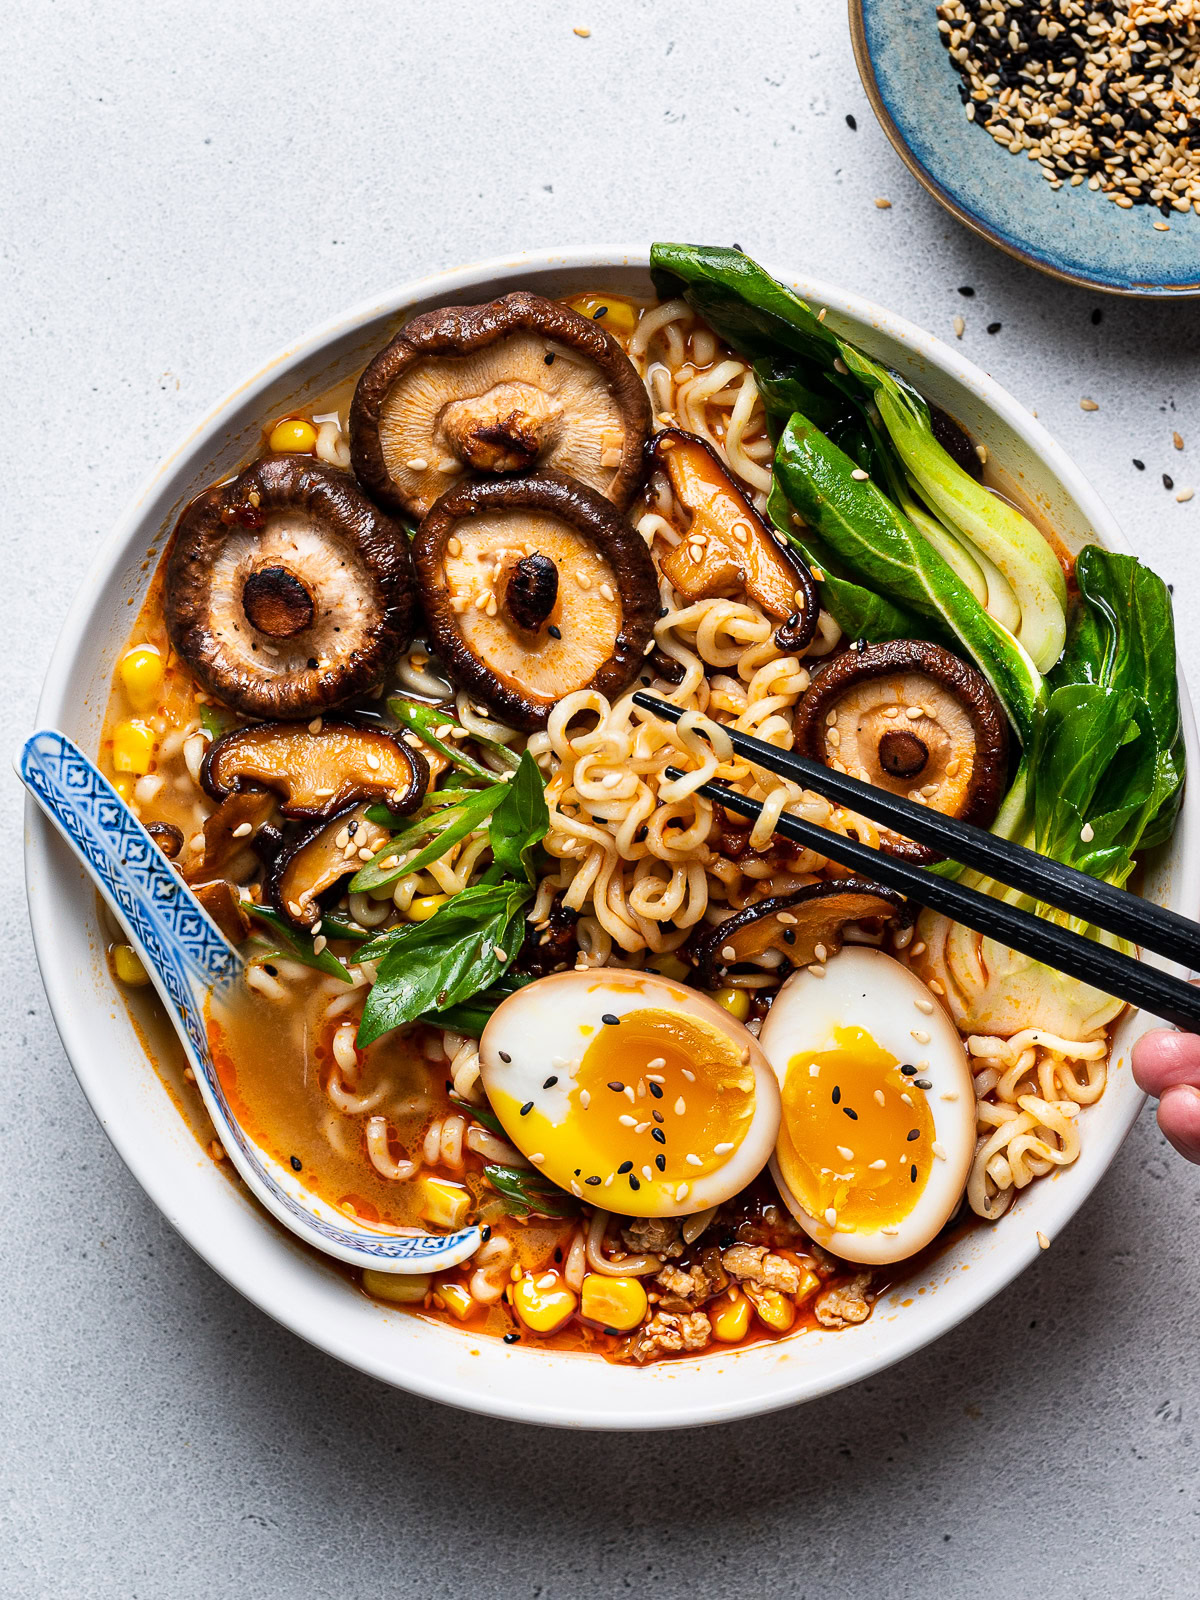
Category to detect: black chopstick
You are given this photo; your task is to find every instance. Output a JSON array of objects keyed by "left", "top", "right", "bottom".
[
  {"left": 636, "top": 691, "right": 1200, "bottom": 971},
  {"left": 661, "top": 765, "right": 1200, "bottom": 1033}
]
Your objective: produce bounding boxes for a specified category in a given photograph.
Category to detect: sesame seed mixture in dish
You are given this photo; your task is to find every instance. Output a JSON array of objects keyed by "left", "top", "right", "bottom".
[
  {"left": 99, "top": 244, "right": 1184, "bottom": 1363},
  {"left": 937, "top": 0, "right": 1200, "bottom": 215}
]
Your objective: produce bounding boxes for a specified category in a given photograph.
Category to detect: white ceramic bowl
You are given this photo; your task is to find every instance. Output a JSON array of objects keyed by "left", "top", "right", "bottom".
[{"left": 26, "top": 247, "right": 1199, "bottom": 1430}]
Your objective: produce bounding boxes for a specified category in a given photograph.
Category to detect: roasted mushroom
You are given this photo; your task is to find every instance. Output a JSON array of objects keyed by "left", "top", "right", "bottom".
[
  {"left": 165, "top": 455, "right": 416, "bottom": 720},
  {"left": 145, "top": 821, "right": 184, "bottom": 860},
  {"left": 269, "top": 802, "right": 391, "bottom": 929},
  {"left": 192, "top": 880, "right": 253, "bottom": 946},
  {"left": 693, "top": 880, "right": 910, "bottom": 988},
  {"left": 650, "top": 429, "right": 817, "bottom": 650},
  {"left": 350, "top": 291, "right": 651, "bottom": 519},
  {"left": 203, "top": 718, "right": 427, "bottom": 819},
  {"left": 184, "top": 788, "right": 280, "bottom": 883},
  {"left": 412, "top": 471, "right": 659, "bottom": 730},
  {"left": 793, "top": 640, "right": 1008, "bottom": 861}
]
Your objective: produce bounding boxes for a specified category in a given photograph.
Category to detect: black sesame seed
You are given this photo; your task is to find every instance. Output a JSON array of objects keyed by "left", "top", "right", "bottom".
[
  {"left": 1091, "top": 308, "right": 1103, "bottom": 325},
  {"left": 958, "top": 285, "right": 976, "bottom": 297},
  {"left": 648, "top": 1081, "right": 663, "bottom": 1099},
  {"left": 544, "top": 352, "right": 555, "bottom": 365},
  {"left": 547, "top": 624, "right": 562, "bottom": 639},
  {"left": 608, "top": 1080, "right": 625, "bottom": 1092},
  {"left": 503, "top": 1331, "right": 520, "bottom": 1343},
  {"left": 585, "top": 1175, "right": 602, "bottom": 1186},
  {"left": 832, "top": 1085, "right": 841, "bottom": 1104},
  {"left": 783, "top": 927, "right": 796, "bottom": 945},
  {"left": 1133, "top": 459, "right": 1145, "bottom": 470},
  {"left": 651, "top": 1127, "right": 666, "bottom": 1145},
  {"left": 640, "top": 676, "right": 651, "bottom": 686},
  {"left": 846, "top": 113, "right": 857, "bottom": 129},
  {"left": 499, "top": 1051, "right": 512, "bottom": 1063},
  {"left": 907, "top": 1128, "right": 921, "bottom": 1142},
  {"left": 618, "top": 1160, "right": 633, "bottom": 1174},
  {"left": 987, "top": 321, "right": 1002, "bottom": 335},
  {"left": 592, "top": 305, "right": 608, "bottom": 319},
  {"left": 263, "top": 964, "right": 278, "bottom": 977},
  {"left": 602, "top": 1013, "right": 620, "bottom": 1026},
  {"left": 910, "top": 1164, "right": 918, "bottom": 1182},
  {"left": 914, "top": 1079, "right": 932, "bottom": 1090},
  {"left": 307, "top": 658, "right": 318, "bottom": 670},
  {"left": 1164, "top": 473, "right": 1175, "bottom": 490},
  {"left": 843, "top": 1106, "right": 859, "bottom": 1121},
  {"left": 652, "top": 1108, "right": 664, "bottom": 1124},
  {"left": 655, "top": 1153, "right": 666, "bottom": 1171},
  {"left": 603, "top": 1326, "right": 620, "bottom": 1336},
  {"left": 629, "top": 1174, "right": 641, "bottom": 1190},
  {"left": 520, "top": 1100, "right": 534, "bottom": 1116},
  {"left": 543, "top": 1076, "right": 558, "bottom": 1089},
  {"left": 901, "top": 1064, "right": 917, "bottom": 1076},
  {"left": 573, "top": 1169, "right": 581, "bottom": 1177},
  {"left": 481, "top": 1224, "right": 492, "bottom": 1241},
  {"left": 290, "top": 1155, "right": 302, "bottom": 1171}
]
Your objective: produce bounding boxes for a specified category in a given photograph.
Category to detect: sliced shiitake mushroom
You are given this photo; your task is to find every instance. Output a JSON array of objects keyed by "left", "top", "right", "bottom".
[
  {"left": 269, "top": 802, "right": 391, "bottom": 930},
  {"left": 203, "top": 718, "right": 427, "bottom": 819},
  {"left": 184, "top": 788, "right": 280, "bottom": 883},
  {"left": 649, "top": 429, "right": 817, "bottom": 649},
  {"left": 693, "top": 880, "right": 910, "bottom": 988},
  {"left": 793, "top": 640, "right": 1008, "bottom": 862},
  {"left": 412, "top": 471, "right": 659, "bottom": 730},
  {"left": 165, "top": 455, "right": 415, "bottom": 720},
  {"left": 350, "top": 291, "right": 651, "bottom": 519},
  {"left": 192, "top": 880, "right": 253, "bottom": 946},
  {"left": 146, "top": 821, "right": 184, "bottom": 860}
]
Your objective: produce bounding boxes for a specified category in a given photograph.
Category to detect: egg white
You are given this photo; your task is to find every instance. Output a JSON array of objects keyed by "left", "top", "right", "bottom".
[
  {"left": 758, "top": 947, "right": 975, "bottom": 1265},
  {"left": 478, "top": 968, "right": 781, "bottom": 1217}
]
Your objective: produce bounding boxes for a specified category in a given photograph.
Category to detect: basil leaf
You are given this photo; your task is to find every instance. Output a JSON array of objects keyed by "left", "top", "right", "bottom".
[
  {"left": 775, "top": 414, "right": 1044, "bottom": 745},
  {"left": 427, "top": 975, "right": 534, "bottom": 1036},
  {"left": 365, "top": 787, "right": 479, "bottom": 827},
  {"left": 388, "top": 696, "right": 518, "bottom": 782},
  {"left": 448, "top": 1093, "right": 505, "bottom": 1136},
  {"left": 317, "top": 912, "right": 369, "bottom": 944},
  {"left": 482, "top": 1164, "right": 578, "bottom": 1220},
  {"left": 488, "top": 751, "right": 549, "bottom": 886},
  {"left": 244, "top": 905, "right": 353, "bottom": 983},
  {"left": 356, "top": 882, "right": 531, "bottom": 1045},
  {"left": 350, "top": 782, "right": 506, "bottom": 893}
]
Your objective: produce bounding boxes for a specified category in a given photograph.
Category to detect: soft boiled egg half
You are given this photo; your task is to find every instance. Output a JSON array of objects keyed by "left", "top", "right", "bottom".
[
  {"left": 759, "top": 947, "right": 975, "bottom": 1265},
  {"left": 478, "top": 968, "right": 781, "bottom": 1217}
]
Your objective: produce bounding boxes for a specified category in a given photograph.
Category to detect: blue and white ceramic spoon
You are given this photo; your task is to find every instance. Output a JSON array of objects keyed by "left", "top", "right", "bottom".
[{"left": 18, "top": 727, "right": 482, "bottom": 1275}]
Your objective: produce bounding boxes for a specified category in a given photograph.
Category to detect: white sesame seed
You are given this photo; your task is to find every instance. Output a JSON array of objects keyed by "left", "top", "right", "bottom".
[
  {"left": 932, "top": 1141, "right": 947, "bottom": 1160},
  {"left": 1080, "top": 822, "right": 1095, "bottom": 842},
  {"left": 406, "top": 457, "right": 429, "bottom": 471},
  {"left": 1037, "top": 1230, "right": 1050, "bottom": 1251},
  {"left": 674, "top": 1097, "right": 686, "bottom": 1115},
  {"left": 232, "top": 821, "right": 253, "bottom": 838},
  {"left": 851, "top": 468, "right": 870, "bottom": 481},
  {"left": 911, "top": 1029, "right": 931, "bottom": 1044},
  {"left": 1177, "top": 487, "right": 1195, "bottom": 503},
  {"left": 869, "top": 1159, "right": 887, "bottom": 1171},
  {"left": 682, "top": 1068, "right": 696, "bottom": 1082},
  {"left": 580, "top": 1090, "right": 591, "bottom": 1109},
  {"left": 941, "top": 1091, "right": 959, "bottom": 1102},
  {"left": 1080, "top": 397, "right": 1099, "bottom": 412},
  {"left": 675, "top": 1183, "right": 689, "bottom": 1201},
  {"left": 686, "top": 1153, "right": 703, "bottom": 1167},
  {"left": 618, "top": 1114, "right": 637, "bottom": 1127},
  {"left": 824, "top": 1207, "right": 838, "bottom": 1227},
  {"left": 837, "top": 1145, "right": 855, "bottom": 1161},
  {"left": 874, "top": 1090, "right": 886, "bottom": 1107},
  {"left": 915, "top": 998, "right": 935, "bottom": 1015},
  {"left": 721, "top": 944, "right": 737, "bottom": 962},
  {"left": 714, "top": 1142, "right": 734, "bottom": 1155},
  {"left": 809, "top": 1063, "right": 820, "bottom": 1077},
  {"left": 529, "top": 1152, "right": 545, "bottom": 1164}
]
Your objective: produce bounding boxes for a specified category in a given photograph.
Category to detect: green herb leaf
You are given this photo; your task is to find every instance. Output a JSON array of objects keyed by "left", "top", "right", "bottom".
[
  {"left": 244, "top": 904, "right": 353, "bottom": 983},
  {"left": 316, "top": 912, "right": 369, "bottom": 944},
  {"left": 488, "top": 751, "right": 549, "bottom": 886},
  {"left": 427, "top": 975, "right": 533, "bottom": 1036},
  {"left": 448, "top": 1093, "right": 505, "bottom": 1136},
  {"left": 388, "top": 696, "right": 518, "bottom": 783},
  {"left": 482, "top": 1164, "right": 578, "bottom": 1220},
  {"left": 356, "top": 882, "right": 531, "bottom": 1045},
  {"left": 198, "top": 704, "right": 236, "bottom": 741}
]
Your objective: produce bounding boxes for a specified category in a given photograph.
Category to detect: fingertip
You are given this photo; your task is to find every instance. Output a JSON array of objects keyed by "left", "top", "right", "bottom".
[
  {"left": 1131, "top": 1027, "right": 1200, "bottom": 1097},
  {"left": 1158, "top": 1083, "right": 1200, "bottom": 1165}
]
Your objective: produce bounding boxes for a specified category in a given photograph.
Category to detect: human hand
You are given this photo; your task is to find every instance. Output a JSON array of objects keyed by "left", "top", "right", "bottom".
[{"left": 1131, "top": 1028, "right": 1200, "bottom": 1162}]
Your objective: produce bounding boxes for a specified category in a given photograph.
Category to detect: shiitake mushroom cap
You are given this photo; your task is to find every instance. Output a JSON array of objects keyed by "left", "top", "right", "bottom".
[
  {"left": 202, "top": 716, "right": 427, "bottom": 820},
  {"left": 412, "top": 470, "right": 659, "bottom": 731},
  {"left": 792, "top": 639, "right": 1009, "bottom": 862},
  {"left": 692, "top": 879, "right": 911, "bottom": 989},
  {"left": 165, "top": 455, "right": 415, "bottom": 720},
  {"left": 350, "top": 291, "right": 652, "bottom": 519},
  {"left": 269, "top": 801, "right": 391, "bottom": 930}
]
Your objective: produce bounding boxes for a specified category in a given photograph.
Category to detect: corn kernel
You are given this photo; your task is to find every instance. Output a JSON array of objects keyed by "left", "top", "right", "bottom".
[
  {"left": 652, "top": 954, "right": 690, "bottom": 981},
  {"left": 512, "top": 1271, "right": 577, "bottom": 1335},
  {"left": 408, "top": 893, "right": 450, "bottom": 923},
  {"left": 580, "top": 1273, "right": 648, "bottom": 1332},
  {"left": 268, "top": 417, "right": 318, "bottom": 454},
  {"left": 566, "top": 295, "right": 638, "bottom": 338},
  {"left": 712, "top": 985, "right": 751, "bottom": 1022},
  {"left": 417, "top": 1176, "right": 471, "bottom": 1230},
  {"left": 710, "top": 1286, "right": 752, "bottom": 1343},
  {"left": 111, "top": 773, "right": 135, "bottom": 805},
  {"left": 794, "top": 1266, "right": 821, "bottom": 1304},
  {"left": 119, "top": 645, "right": 165, "bottom": 710},
  {"left": 744, "top": 1282, "right": 796, "bottom": 1333},
  {"left": 362, "top": 1269, "right": 430, "bottom": 1304},
  {"left": 112, "top": 943, "right": 150, "bottom": 987},
  {"left": 434, "top": 1279, "right": 475, "bottom": 1321},
  {"left": 111, "top": 719, "right": 156, "bottom": 775}
]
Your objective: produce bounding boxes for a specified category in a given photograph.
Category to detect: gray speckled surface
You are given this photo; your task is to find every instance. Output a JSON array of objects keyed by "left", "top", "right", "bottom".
[{"left": 4, "top": 4, "right": 1200, "bottom": 1596}]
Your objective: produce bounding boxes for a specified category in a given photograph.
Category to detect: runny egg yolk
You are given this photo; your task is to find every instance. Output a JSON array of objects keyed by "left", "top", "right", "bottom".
[
  {"left": 776, "top": 1025, "right": 934, "bottom": 1233},
  {"left": 566, "top": 1008, "right": 754, "bottom": 1189}
]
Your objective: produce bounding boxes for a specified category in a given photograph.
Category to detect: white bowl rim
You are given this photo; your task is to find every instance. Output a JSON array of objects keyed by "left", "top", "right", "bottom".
[{"left": 25, "top": 244, "right": 1200, "bottom": 1430}]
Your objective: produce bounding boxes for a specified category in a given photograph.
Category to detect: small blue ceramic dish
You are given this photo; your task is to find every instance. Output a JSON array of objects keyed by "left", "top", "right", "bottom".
[{"left": 850, "top": 0, "right": 1200, "bottom": 296}]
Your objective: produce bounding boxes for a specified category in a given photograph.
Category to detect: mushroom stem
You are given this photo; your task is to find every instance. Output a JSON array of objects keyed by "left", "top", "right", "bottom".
[
  {"left": 242, "top": 565, "right": 315, "bottom": 638},
  {"left": 504, "top": 552, "right": 560, "bottom": 632},
  {"left": 878, "top": 729, "right": 929, "bottom": 778}
]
